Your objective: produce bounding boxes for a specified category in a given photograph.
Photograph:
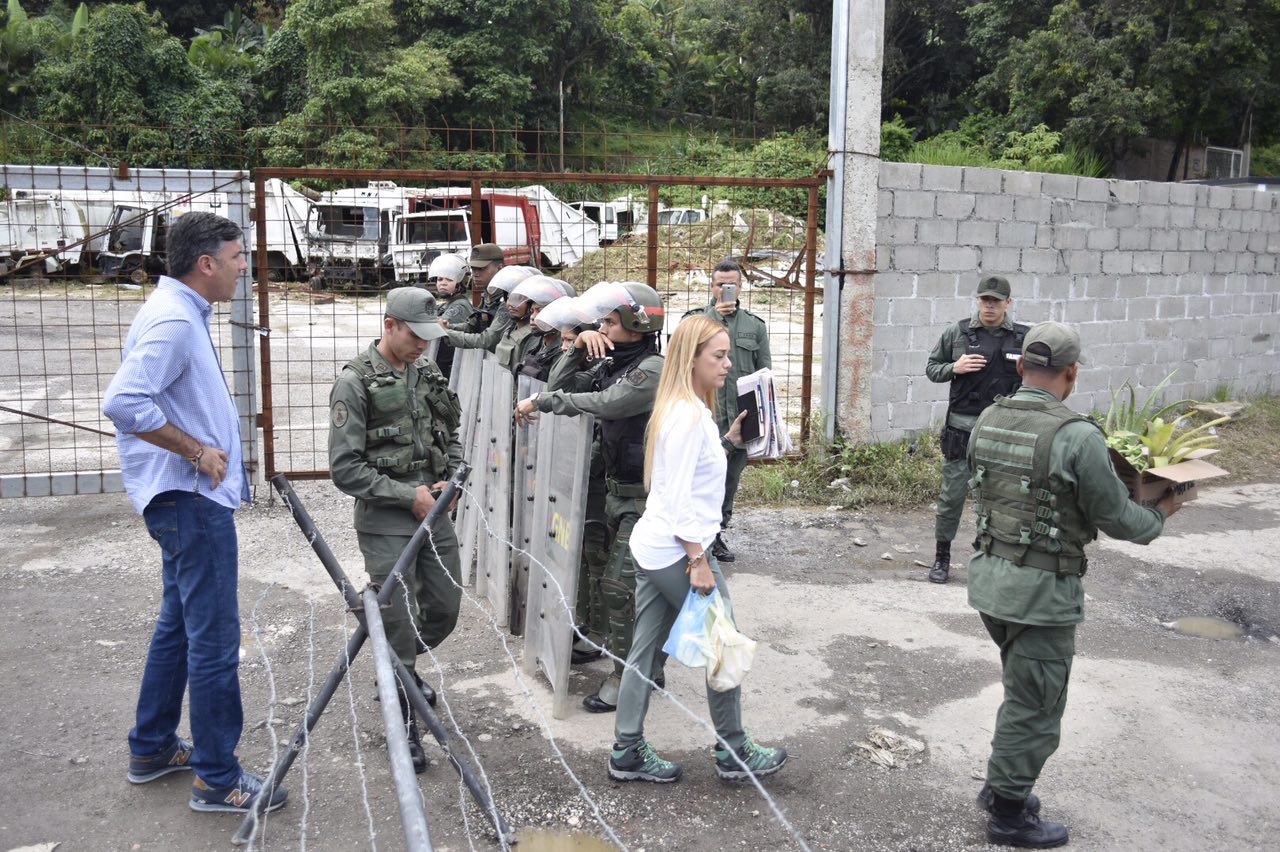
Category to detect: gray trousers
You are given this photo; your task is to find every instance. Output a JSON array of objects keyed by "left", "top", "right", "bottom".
[
  {"left": 935, "top": 456, "right": 970, "bottom": 543},
  {"left": 614, "top": 555, "right": 745, "bottom": 752}
]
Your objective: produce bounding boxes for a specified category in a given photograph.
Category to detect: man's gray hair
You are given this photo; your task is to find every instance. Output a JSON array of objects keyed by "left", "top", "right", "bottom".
[{"left": 167, "top": 211, "right": 243, "bottom": 279}]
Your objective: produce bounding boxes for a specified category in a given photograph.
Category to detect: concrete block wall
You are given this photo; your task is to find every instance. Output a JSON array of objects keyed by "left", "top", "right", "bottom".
[{"left": 870, "top": 162, "right": 1280, "bottom": 440}]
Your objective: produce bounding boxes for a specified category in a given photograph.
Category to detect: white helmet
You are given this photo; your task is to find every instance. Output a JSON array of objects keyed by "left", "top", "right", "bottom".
[
  {"left": 485, "top": 265, "right": 539, "bottom": 298},
  {"left": 533, "top": 295, "right": 596, "bottom": 333},
  {"left": 509, "top": 275, "right": 569, "bottom": 310},
  {"left": 427, "top": 253, "right": 468, "bottom": 283}
]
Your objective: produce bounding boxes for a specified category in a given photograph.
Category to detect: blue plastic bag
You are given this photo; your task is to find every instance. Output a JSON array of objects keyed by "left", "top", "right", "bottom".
[{"left": 662, "top": 588, "right": 718, "bottom": 668}]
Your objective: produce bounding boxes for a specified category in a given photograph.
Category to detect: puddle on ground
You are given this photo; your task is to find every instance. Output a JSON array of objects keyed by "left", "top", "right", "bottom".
[
  {"left": 1165, "top": 616, "right": 1245, "bottom": 640},
  {"left": 515, "top": 828, "right": 618, "bottom": 851}
]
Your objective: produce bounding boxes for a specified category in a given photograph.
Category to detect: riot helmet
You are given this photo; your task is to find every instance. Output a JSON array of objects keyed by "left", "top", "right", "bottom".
[
  {"left": 427, "top": 253, "right": 469, "bottom": 296},
  {"left": 577, "top": 281, "right": 665, "bottom": 334},
  {"left": 484, "top": 265, "right": 539, "bottom": 301},
  {"left": 508, "top": 275, "right": 569, "bottom": 311}
]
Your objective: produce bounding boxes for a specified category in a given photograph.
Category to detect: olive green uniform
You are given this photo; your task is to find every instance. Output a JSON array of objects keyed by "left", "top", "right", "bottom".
[
  {"left": 447, "top": 311, "right": 534, "bottom": 373},
  {"left": 682, "top": 301, "right": 771, "bottom": 529},
  {"left": 328, "top": 342, "right": 465, "bottom": 673},
  {"left": 434, "top": 292, "right": 476, "bottom": 380},
  {"left": 926, "top": 312, "right": 1022, "bottom": 543},
  {"left": 967, "top": 386, "right": 1166, "bottom": 801},
  {"left": 535, "top": 346, "right": 663, "bottom": 696}
]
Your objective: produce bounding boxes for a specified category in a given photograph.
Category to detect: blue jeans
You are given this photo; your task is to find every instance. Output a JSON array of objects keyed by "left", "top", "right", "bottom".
[{"left": 129, "top": 491, "right": 243, "bottom": 787}]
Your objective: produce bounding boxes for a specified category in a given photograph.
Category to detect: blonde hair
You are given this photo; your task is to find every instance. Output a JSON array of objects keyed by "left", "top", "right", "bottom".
[{"left": 643, "top": 315, "right": 729, "bottom": 489}]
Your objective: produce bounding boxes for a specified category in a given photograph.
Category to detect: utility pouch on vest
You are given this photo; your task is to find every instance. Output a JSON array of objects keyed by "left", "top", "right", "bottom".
[{"left": 940, "top": 424, "right": 971, "bottom": 462}]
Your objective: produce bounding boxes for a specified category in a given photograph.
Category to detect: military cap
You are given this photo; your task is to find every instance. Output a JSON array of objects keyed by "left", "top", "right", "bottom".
[
  {"left": 468, "top": 243, "right": 505, "bottom": 267},
  {"left": 385, "top": 287, "right": 447, "bottom": 340},
  {"left": 976, "top": 275, "right": 1012, "bottom": 299},
  {"left": 1022, "top": 321, "right": 1084, "bottom": 367}
]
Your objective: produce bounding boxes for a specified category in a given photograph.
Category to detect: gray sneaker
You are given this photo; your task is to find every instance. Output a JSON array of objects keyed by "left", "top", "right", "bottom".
[
  {"left": 714, "top": 734, "right": 787, "bottom": 780},
  {"left": 608, "top": 740, "right": 683, "bottom": 783}
]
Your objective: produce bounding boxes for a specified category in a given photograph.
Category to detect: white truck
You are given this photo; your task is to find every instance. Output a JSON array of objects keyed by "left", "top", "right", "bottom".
[
  {"left": 568, "top": 200, "right": 619, "bottom": 245},
  {"left": 305, "top": 181, "right": 425, "bottom": 289},
  {"left": 0, "top": 194, "right": 89, "bottom": 276}
]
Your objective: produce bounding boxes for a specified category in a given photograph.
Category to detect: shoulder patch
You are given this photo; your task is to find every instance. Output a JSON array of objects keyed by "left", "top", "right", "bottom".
[
  {"left": 331, "top": 400, "right": 349, "bottom": 428},
  {"left": 625, "top": 366, "right": 649, "bottom": 387}
]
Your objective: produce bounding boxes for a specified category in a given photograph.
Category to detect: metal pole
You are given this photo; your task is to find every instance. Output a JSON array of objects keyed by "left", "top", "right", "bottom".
[
  {"left": 801, "top": 184, "right": 819, "bottom": 445},
  {"left": 822, "top": 1, "right": 850, "bottom": 443},
  {"left": 364, "top": 588, "right": 434, "bottom": 851},
  {"left": 646, "top": 183, "right": 659, "bottom": 289},
  {"left": 254, "top": 173, "right": 278, "bottom": 478}
]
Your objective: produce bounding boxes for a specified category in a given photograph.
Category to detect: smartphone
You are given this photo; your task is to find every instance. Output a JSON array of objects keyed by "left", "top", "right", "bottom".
[{"left": 720, "top": 283, "right": 738, "bottom": 304}]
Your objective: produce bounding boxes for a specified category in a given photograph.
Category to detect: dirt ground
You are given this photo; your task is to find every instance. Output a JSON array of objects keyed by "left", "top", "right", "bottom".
[{"left": 2, "top": 474, "right": 1278, "bottom": 852}]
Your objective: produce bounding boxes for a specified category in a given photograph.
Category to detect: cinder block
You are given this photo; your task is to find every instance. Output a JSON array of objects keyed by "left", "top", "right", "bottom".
[
  {"left": 1118, "top": 229, "right": 1150, "bottom": 250},
  {"left": 1204, "top": 274, "right": 1228, "bottom": 295},
  {"left": 1015, "top": 196, "right": 1051, "bottom": 222},
  {"left": 1227, "top": 231, "right": 1249, "bottom": 252},
  {"left": 1064, "top": 250, "right": 1102, "bottom": 274},
  {"left": 1137, "top": 205, "right": 1169, "bottom": 228},
  {"left": 1186, "top": 295, "right": 1211, "bottom": 316},
  {"left": 24, "top": 475, "right": 51, "bottom": 498},
  {"left": 873, "top": 297, "right": 893, "bottom": 324},
  {"left": 1220, "top": 209, "right": 1243, "bottom": 230},
  {"left": 1035, "top": 224, "right": 1055, "bottom": 248},
  {"left": 999, "top": 221, "right": 1037, "bottom": 247},
  {"left": 1022, "top": 248, "right": 1061, "bottom": 274},
  {"left": 1051, "top": 226, "right": 1089, "bottom": 250},
  {"left": 938, "top": 246, "right": 980, "bottom": 272},
  {"left": 1077, "top": 177, "right": 1111, "bottom": 202},
  {"left": 1108, "top": 180, "right": 1140, "bottom": 204},
  {"left": 1133, "top": 252, "right": 1163, "bottom": 273},
  {"left": 1085, "top": 276, "right": 1119, "bottom": 300},
  {"left": 916, "top": 272, "right": 958, "bottom": 298},
  {"left": 1004, "top": 171, "right": 1042, "bottom": 196},
  {"left": 975, "top": 194, "right": 1014, "bottom": 220},
  {"left": 1162, "top": 252, "right": 1191, "bottom": 275},
  {"left": 918, "top": 219, "right": 959, "bottom": 244},
  {"left": 1188, "top": 252, "right": 1215, "bottom": 273},
  {"left": 1097, "top": 298, "right": 1127, "bottom": 321},
  {"left": 878, "top": 190, "right": 894, "bottom": 218},
  {"left": 1116, "top": 275, "right": 1146, "bottom": 298},
  {"left": 893, "top": 245, "right": 936, "bottom": 271},
  {"left": 875, "top": 271, "right": 916, "bottom": 298},
  {"left": 1041, "top": 173, "right": 1079, "bottom": 199},
  {"left": 50, "top": 472, "right": 77, "bottom": 497},
  {"left": 937, "top": 192, "right": 977, "bottom": 219},
  {"left": 1246, "top": 232, "right": 1269, "bottom": 253},
  {"left": 873, "top": 324, "right": 914, "bottom": 352},
  {"left": 980, "top": 246, "right": 1022, "bottom": 272},
  {"left": 1103, "top": 252, "right": 1134, "bottom": 275},
  {"left": 895, "top": 190, "right": 936, "bottom": 219},
  {"left": 1168, "top": 183, "right": 1198, "bottom": 205},
  {"left": 1193, "top": 207, "right": 1220, "bottom": 229},
  {"left": 1036, "top": 276, "right": 1074, "bottom": 300},
  {"left": 1236, "top": 253, "right": 1255, "bottom": 274},
  {"left": 1149, "top": 229, "right": 1179, "bottom": 251},
  {"left": 963, "top": 168, "right": 1004, "bottom": 193},
  {"left": 958, "top": 220, "right": 999, "bottom": 246},
  {"left": 890, "top": 299, "right": 933, "bottom": 327},
  {"left": 0, "top": 475, "right": 24, "bottom": 499},
  {"left": 1205, "top": 230, "right": 1230, "bottom": 251},
  {"left": 1232, "top": 188, "right": 1258, "bottom": 209},
  {"left": 886, "top": 218, "right": 917, "bottom": 244},
  {"left": 1241, "top": 211, "right": 1262, "bottom": 230},
  {"left": 933, "top": 298, "right": 972, "bottom": 324},
  {"left": 881, "top": 162, "right": 922, "bottom": 190},
  {"left": 1178, "top": 230, "right": 1207, "bottom": 251},
  {"left": 921, "top": 165, "right": 964, "bottom": 191},
  {"left": 1064, "top": 299, "right": 1096, "bottom": 322},
  {"left": 1052, "top": 200, "right": 1106, "bottom": 227},
  {"left": 1208, "top": 186, "right": 1234, "bottom": 209},
  {"left": 1256, "top": 254, "right": 1278, "bottom": 273},
  {"left": 876, "top": 244, "right": 891, "bottom": 271},
  {"left": 1209, "top": 294, "right": 1234, "bottom": 315},
  {"left": 1167, "top": 205, "right": 1194, "bottom": 228},
  {"left": 1087, "top": 228, "right": 1119, "bottom": 250},
  {"left": 1147, "top": 276, "right": 1178, "bottom": 296},
  {"left": 1156, "top": 297, "right": 1186, "bottom": 319},
  {"left": 1137, "top": 182, "right": 1170, "bottom": 205},
  {"left": 1175, "top": 275, "right": 1204, "bottom": 296},
  {"left": 1107, "top": 205, "right": 1138, "bottom": 228},
  {"left": 1254, "top": 190, "right": 1276, "bottom": 211},
  {"left": 1226, "top": 275, "right": 1249, "bottom": 294}
]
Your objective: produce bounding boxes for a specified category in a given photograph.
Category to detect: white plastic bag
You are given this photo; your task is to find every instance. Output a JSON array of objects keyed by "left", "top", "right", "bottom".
[
  {"left": 662, "top": 588, "right": 717, "bottom": 668},
  {"left": 705, "top": 593, "right": 757, "bottom": 692}
]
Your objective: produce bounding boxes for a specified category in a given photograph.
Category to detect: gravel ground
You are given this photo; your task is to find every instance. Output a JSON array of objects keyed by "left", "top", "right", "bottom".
[{"left": 2, "top": 477, "right": 1278, "bottom": 852}]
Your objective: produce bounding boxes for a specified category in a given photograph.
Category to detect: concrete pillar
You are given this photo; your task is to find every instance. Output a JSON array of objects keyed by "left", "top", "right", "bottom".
[{"left": 823, "top": 0, "right": 885, "bottom": 441}]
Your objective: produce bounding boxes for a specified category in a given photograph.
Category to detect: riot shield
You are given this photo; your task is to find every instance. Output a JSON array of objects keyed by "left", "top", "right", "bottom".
[
  {"left": 523, "top": 410, "right": 594, "bottom": 719},
  {"left": 455, "top": 349, "right": 491, "bottom": 586},
  {"left": 476, "top": 360, "right": 515, "bottom": 626},
  {"left": 509, "top": 374, "right": 547, "bottom": 636}
]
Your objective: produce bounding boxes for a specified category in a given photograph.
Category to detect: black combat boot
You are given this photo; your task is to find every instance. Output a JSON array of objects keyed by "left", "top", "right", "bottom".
[
  {"left": 987, "top": 792, "right": 1068, "bottom": 848},
  {"left": 413, "top": 672, "right": 437, "bottom": 708},
  {"left": 977, "top": 781, "right": 1041, "bottom": 815},
  {"left": 710, "top": 533, "right": 735, "bottom": 563},
  {"left": 929, "top": 540, "right": 951, "bottom": 584},
  {"left": 397, "top": 693, "right": 428, "bottom": 774}
]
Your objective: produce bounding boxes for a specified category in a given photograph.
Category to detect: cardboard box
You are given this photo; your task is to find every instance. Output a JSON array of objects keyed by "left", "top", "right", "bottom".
[{"left": 1108, "top": 447, "right": 1229, "bottom": 508}]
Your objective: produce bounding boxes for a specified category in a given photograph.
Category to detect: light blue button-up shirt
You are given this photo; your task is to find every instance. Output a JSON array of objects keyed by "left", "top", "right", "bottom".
[{"left": 103, "top": 276, "right": 249, "bottom": 514}]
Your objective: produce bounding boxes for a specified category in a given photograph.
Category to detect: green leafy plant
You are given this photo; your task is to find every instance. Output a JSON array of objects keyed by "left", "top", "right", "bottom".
[
  {"left": 1138, "top": 415, "right": 1229, "bottom": 468},
  {"left": 1102, "top": 371, "right": 1194, "bottom": 436},
  {"left": 1101, "top": 371, "right": 1230, "bottom": 470}
]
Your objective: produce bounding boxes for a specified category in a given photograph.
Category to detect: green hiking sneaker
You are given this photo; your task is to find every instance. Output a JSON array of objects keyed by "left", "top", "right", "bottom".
[
  {"left": 714, "top": 734, "right": 788, "bottom": 781},
  {"left": 608, "top": 740, "right": 682, "bottom": 783}
]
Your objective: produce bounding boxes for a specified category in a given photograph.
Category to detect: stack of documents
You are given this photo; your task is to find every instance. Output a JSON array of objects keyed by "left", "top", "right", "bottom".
[{"left": 735, "top": 369, "right": 794, "bottom": 459}]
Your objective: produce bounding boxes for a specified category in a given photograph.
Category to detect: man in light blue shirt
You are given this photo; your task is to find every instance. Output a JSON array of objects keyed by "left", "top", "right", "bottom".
[{"left": 103, "top": 211, "right": 286, "bottom": 816}]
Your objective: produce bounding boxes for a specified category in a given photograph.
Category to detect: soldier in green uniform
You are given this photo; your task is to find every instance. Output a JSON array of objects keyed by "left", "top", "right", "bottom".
[
  {"left": 466, "top": 243, "right": 509, "bottom": 333},
  {"left": 681, "top": 259, "right": 771, "bottom": 562},
  {"left": 515, "top": 279, "right": 576, "bottom": 381},
  {"left": 328, "top": 287, "right": 465, "bottom": 774},
  {"left": 925, "top": 275, "right": 1029, "bottom": 583},
  {"left": 966, "top": 321, "right": 1180, "bottom": 848},
  {"left": 445, "top": 265, "right": 539, "bottom": 371},
  {"left": 514, "top": 282, "right": 666, "bottom": 711},
  {"left": 426, "top": 253, "right": 474, "bottom": 380}
]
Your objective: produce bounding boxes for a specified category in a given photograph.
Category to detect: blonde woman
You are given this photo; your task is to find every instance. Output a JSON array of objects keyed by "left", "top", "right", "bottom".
[{"left": 608, "top": 315, "right": 787, "bottom": 784}]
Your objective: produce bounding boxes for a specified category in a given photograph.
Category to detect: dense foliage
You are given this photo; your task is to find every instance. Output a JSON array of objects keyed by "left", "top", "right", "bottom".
[{"left": 2, "top": 0, "right": 1278, "bottom": 174}]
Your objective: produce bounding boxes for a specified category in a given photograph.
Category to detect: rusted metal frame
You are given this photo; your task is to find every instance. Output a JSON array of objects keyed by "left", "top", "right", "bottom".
[
  {"left": 469, "top": 177, "right": 484, "bottom": 304},
  {"left": 253, "top": 174, "right": 278, "bottom": 479},
  {"left": 0, "top": 404, "right": 115, "bottom": 438},
  {"left": 646, "top": 183, "right": 659, "bottom": 288},
  {"left": 801, "top": 184, "right": 819, "bottom": 446},
  {"left": 258, "top": 166, "right": 821, "bottom": 190}
]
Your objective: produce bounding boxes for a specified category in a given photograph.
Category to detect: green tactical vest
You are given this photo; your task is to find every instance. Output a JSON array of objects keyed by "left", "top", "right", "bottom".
[
  {"left": 969, "top": 395, "right": 1098, "bottom": 577},
  {"left": 495, "top": 321, "right": 536, "bottom": 372},
  {"left": 344, "top": 351, "right": 462, "bottom": 480}
]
